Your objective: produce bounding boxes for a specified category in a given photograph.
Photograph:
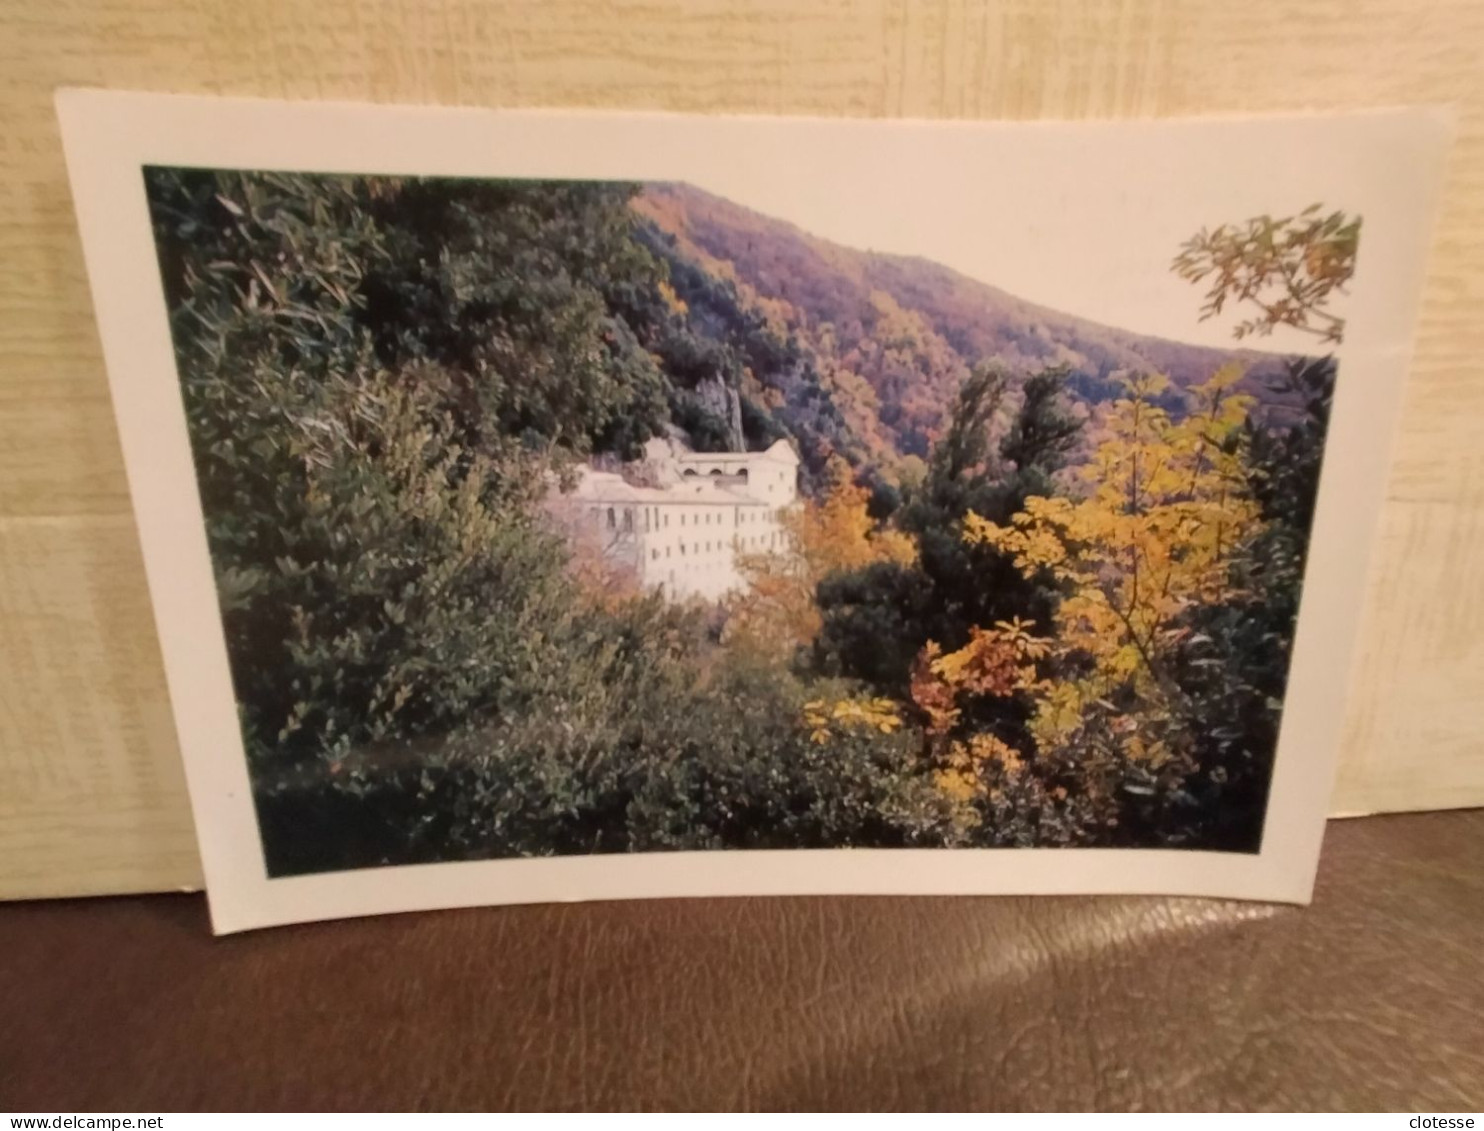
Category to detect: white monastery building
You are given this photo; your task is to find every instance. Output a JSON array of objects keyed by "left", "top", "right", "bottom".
[{"left": 550, "top": 438, "right": 801, "bottom": 601}]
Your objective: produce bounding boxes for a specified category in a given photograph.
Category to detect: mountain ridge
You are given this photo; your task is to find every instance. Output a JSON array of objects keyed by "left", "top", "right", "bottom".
[{"left": 631, "top": 181, "right": 1298, "bottom": 479}]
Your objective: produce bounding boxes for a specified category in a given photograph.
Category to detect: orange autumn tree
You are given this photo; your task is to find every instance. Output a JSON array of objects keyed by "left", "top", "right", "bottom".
[
  {"left": 964, "top": 364, "right": 1262, "bottom": 772},
  {"left": 907, "top": 616, "right": 1051, "bottom": 801},
  {"left": 726, "top": 454, "right": 915, "bottom": 652}
]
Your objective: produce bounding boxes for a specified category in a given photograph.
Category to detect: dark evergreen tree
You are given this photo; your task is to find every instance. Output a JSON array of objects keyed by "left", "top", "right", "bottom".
[
  {"left": 1132, "top": 357, "right": 1336, "bottom": 850},
  {"left": 814, "top": 364, "right": 1083, "bottom": 710}
]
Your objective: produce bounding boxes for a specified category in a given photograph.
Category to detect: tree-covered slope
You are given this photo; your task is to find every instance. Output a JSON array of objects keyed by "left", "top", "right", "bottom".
[{"left": 633, "top": 182, "right": 1295, "bottom": 481}]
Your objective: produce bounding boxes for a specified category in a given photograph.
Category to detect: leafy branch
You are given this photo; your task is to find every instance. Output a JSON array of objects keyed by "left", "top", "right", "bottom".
[{"left": 1172, "top": 205, "right": 1360, "bottom": 345}]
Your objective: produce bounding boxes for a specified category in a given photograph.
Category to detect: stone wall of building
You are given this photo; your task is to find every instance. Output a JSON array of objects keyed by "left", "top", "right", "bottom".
[{"left": 551, "top": 439, "right": 800, "bottom": 601}]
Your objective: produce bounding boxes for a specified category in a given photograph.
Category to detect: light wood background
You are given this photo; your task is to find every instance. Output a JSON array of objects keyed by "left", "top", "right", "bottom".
[{"left": 2, "top": 0, "right": 1481, "bottom": 899}]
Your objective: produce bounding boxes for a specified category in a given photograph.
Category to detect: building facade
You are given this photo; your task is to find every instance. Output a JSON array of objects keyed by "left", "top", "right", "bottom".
[{"left": 550, "top": 438, "right": 801, "bottom": 601}]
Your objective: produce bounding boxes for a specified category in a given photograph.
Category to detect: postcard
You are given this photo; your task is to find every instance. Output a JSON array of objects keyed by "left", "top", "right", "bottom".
[{"left": 56, "top": 90, "right": 1448, "bottom": 931}]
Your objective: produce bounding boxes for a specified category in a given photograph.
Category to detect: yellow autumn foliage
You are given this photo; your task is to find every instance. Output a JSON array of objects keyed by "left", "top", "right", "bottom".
[
  {"left": 933, "top": 731, "right": 1026, "bottom": 802},
  {"left": 965, "top": 365, "right": 1262, "bottom": 763},
  {"left": 804, "top": 695, "right": 904, "bottom": 745},
  {"left": 727, "top": 454, "right": 916, "bottom": 651}
]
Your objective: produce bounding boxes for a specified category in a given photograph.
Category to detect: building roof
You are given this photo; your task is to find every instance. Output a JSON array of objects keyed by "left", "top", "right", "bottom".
[
  {"left": 561, "top": 469, "right": 769, "bottom": 508},
  {"left": 674, "top": 438, "right": 800, "bottom": 467}
]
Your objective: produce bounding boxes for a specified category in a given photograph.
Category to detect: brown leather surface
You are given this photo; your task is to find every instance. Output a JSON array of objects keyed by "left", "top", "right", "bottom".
[{"left": 2, "top": 810, "right": 1481, "bottom": 1111}]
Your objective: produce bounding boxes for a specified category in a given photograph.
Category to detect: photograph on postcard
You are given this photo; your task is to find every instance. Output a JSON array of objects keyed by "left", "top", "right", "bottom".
[
  {"left": 140, "top": 165, "right": 1354, "bottom": 875},
  {"left": 55, "top": 93, "right": 1450, "bottom": 925}
]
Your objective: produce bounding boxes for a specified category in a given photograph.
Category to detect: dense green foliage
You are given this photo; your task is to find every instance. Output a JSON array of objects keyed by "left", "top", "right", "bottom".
[
  {"left": 1146, "top": 357, "right": 1336, "bottom": 849},
  {"left": 147, "top": 169, "right": 968, "bottom": 872},
  {"left": 146, "top": 168, "right": 1336, "bottom": 871},
  {"left": 814, "top": 363, "right": 1081, "bottom": 705}
]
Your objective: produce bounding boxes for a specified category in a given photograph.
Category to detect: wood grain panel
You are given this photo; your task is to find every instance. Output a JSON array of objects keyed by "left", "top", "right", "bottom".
[
  {"left": 0, "top": 516, "right": 198, "bottom": 895},
  {"left": 2, "top": 0, "right": 1480, "bottom": 896}
]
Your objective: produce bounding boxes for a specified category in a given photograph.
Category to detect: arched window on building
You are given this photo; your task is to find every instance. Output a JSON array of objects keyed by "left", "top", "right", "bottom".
[
  {"left": 709, "top": 468, "right": 723, "bottom": 477},
  {"left": 737, "top": 468, "right": 749, "bottom": 483},
  {"left": 607, "top": 507, "right": 615, "bottom": 529},
  {"left": 683, "top": 469, "right": 697, "bottom": 478},
  {"left": 623, "top": 509, "right": 633, "bottom": 531}
]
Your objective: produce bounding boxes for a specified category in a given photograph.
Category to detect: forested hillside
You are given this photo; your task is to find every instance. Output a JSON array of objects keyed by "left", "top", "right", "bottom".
[
  {"left": 633, "top": 182, "right": 1294, "bottom": 491},
  {"left": 146, "top": 167, "right": 1348, "bottom": 872}
]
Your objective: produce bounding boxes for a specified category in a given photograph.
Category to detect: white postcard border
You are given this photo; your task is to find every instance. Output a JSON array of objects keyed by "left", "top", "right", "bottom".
[{"left": 55, "top": 89, "right": 1449, "bottom": 932}]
